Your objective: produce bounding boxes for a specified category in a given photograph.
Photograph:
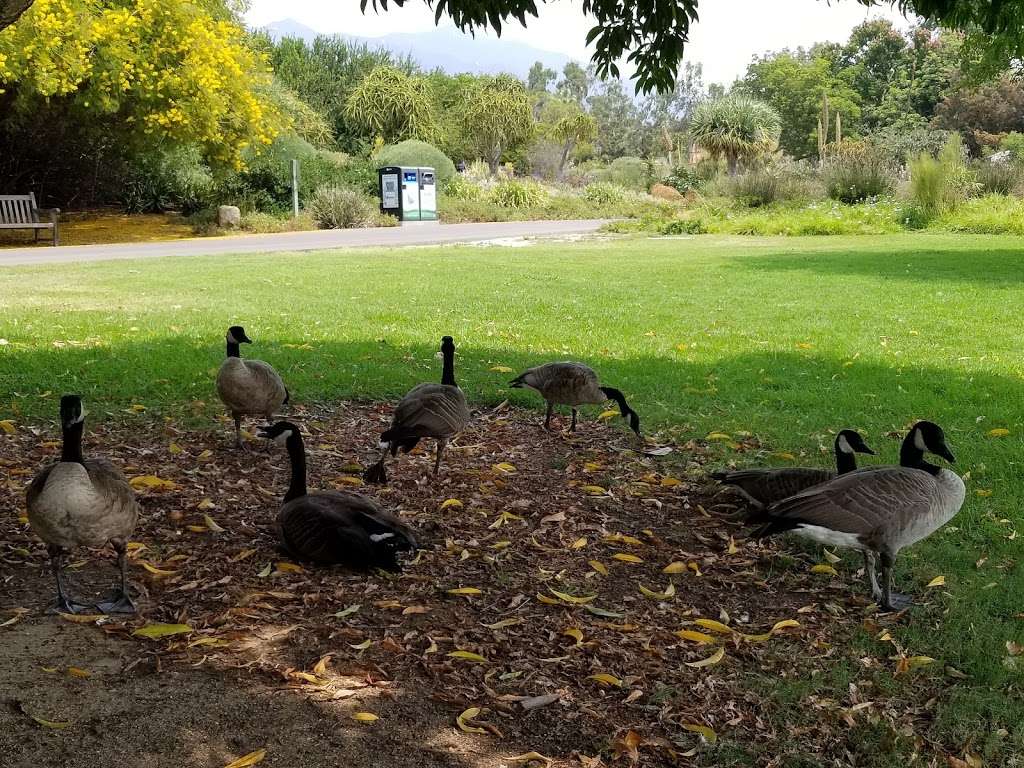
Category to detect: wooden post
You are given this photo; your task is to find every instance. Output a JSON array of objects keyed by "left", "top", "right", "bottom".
[{"left": 291, "top": 159, "right": 299, "bottom": 218}]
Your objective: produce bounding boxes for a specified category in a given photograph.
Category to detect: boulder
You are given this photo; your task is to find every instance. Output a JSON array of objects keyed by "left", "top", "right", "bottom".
[
  {"left": 649, "top": 183, "right": 684, "bottom": 202},
  {"left": 217, "top": 205, "right": 241, "bottom": 229}
]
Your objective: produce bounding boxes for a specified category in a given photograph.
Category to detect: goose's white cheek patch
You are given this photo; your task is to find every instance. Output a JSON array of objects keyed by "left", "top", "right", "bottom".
[
  {"left": 914, "top": 429, "right": 927, "bottom": 451},
  {"left": 837, "top": 435, "right": 852, "bottom": 454},
  {"left": 370, "top": 533, "right": 395, "bottom": 543},
  {"left": 274, "top": 430, "right": 293, "bottom": 445}
]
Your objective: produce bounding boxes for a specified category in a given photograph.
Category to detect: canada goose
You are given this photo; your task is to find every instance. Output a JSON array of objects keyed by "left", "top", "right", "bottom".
[
  {"left": 364, "top": 336, "right": 470, "bottom": 484},
  {"left": 748, "top": 421, "right": 964, "bottom": 611},
  {"left": 509, "top": 362, "right": 640, "bottom": 437},
  {"left": 215, "top": 325, "right": 289, "bottom": 448},
  {"left": 712, "top": 429, "right": 876, "bottom": 508},
  {"left": 259, "top": 421, "right": 416, "bottom": 570},
  {"left": 26, "top": 395, "right": 140, "bottom": 614}
]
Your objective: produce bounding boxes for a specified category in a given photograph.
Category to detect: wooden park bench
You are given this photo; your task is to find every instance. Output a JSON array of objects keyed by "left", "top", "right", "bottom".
[{"left": 0, "top": 193, "right": 60, "bottom": 246}]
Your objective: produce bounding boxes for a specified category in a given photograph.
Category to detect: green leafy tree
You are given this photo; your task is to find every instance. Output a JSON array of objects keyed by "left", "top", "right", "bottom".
[
  {"left": 741, "top": 51, "right": 862, "bottom": 158},
  {"left": 552, "top": 111, "right": 598, "bottom": 177},
  {"left": 462, "top": 74, "right": 535, "bottom": 174},
  {"left": 556, "top": 61, "right": 591, "bottom": 104},
  {"left": 266, "top": 35, "right": 416, "bottom": 152},
  {"left": 527, "top": 61, "right": 556, "bottom": 92},
  {"left": 689, "top": 95, "right": 782, "bottom": 174},
  {"left": 344, "top": 65, "right": 436, "bottom": 144},
  {"left": 588, "top": 79, "right": 645, "bottom": 159}
]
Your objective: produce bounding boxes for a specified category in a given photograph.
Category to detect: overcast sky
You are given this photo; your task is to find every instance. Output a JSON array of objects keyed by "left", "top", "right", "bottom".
[{"left": 245, "top": 0, "right": 913, "bottom": 85}]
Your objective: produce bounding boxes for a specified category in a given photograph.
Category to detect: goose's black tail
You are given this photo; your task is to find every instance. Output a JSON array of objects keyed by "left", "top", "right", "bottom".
[{"left": 599, "top": 386, "right": 641, "bottom": 436}]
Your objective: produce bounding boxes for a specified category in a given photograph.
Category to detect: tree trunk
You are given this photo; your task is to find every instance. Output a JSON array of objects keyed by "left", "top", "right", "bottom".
[
  {"left": 727, "top": 153, "right": 739, "bottom": 176},
  {"left": 487, "top": 144, "right": 502, "bottom": 176},
  {"left": 0, "top": 0, "right": 33, "bottom": 30},
  {"left": 556, "top": 139, "right": 574, "bottom": 180}
]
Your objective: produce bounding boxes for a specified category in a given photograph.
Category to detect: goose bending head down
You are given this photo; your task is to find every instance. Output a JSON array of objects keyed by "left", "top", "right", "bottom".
[
  {"left": 260, "top": 422, "right": 417, "bottom": 570},
  {"left": 215, "top": 325, "right": 289, "bottom": 448},
  {"left": 363, "top": 336, "right": 470, "bottom": 485},
  {"left": 26, "top": 395, "right": 140, "bottom": 614},
  {"left": 508, "top": 362, "right": 641, "bottom": 438},
  {"left": 712, "top": 429, "right": 875, "bottom": 508},
  {"left": 748, "top": 421, "right": 964, "bottom": 611}
]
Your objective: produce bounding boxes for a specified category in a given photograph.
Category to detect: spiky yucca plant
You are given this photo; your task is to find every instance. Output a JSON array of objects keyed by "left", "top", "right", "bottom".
[{"left": 689, "top": 95, "right": 781, "bottom": 176}]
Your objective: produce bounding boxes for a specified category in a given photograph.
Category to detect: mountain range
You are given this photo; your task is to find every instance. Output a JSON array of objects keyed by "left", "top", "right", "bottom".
[{"left": 259, "top": 18, "right": 574, "bottom": 79}]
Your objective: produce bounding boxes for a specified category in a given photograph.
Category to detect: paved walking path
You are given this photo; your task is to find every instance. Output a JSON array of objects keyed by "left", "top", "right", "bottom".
[{"left": 0, "top": 219, "right": 607, "bottom": 267}]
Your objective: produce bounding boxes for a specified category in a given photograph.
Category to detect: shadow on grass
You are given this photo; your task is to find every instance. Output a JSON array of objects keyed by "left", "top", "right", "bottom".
[{"left": 3, "top": 337, "right": 1024, "bottom": 761}]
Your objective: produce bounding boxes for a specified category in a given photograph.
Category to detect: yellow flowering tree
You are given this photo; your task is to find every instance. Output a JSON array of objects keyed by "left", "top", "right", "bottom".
[{"left": 0, "top": 0, "right": 286, "bottom": 170}]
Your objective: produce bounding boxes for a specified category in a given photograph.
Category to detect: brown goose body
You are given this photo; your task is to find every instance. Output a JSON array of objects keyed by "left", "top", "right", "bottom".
[
  {"left": 278, "top": 490, "right": 416, "bottom": 570},
  {"left": 263, "top": 422, "right": 416, "bottom": 571},
  {"left": 364, "top": 336, "right": 470, "bottom": 484},
  {"left": 27, "top": 459, "right": 138, "bottom": 550},
  {"left": 713, "top": 429, "right": 875, "bottom": 508},
  {"left": 509, "top": 361, "right": 640, "bottom": 435},
  {"left": 26, "top": 395, "right": 139, "bottom": 614},
  {"left": 215, "top": 326, "right": 288, "bottom": 447}
]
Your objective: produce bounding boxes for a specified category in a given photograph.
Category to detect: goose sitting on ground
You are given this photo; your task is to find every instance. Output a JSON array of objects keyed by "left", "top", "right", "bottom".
[
  {"left": 748, "top": 421, "right": 964, "bottom": 611},
  {"left": 509, "top": 362, "right": 640, "bottom": 437},
  {"left": 26, "top": 395, "right": 140, "bottom": 614},
  {"left": 260, "top": 421, "right": 416, "bottom": 570},
  {"left": 364, "top": 335, "right": 470, "bottom": 485},
  {"left": 712, "top": 429, "right": 875, "bottom": 509},
  {"left": 215, "top": 325, "right": 289, "bottom": 448}
]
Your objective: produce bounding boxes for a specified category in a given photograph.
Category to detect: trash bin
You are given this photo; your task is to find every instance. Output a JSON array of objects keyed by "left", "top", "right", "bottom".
[{"left": 378, "top": 166, "right": 438, "bottom": 224}]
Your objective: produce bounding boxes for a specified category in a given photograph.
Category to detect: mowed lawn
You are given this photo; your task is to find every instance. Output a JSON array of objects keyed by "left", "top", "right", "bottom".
[{"left": 2, "top": 232, "right": 1023, "bottom": 761}]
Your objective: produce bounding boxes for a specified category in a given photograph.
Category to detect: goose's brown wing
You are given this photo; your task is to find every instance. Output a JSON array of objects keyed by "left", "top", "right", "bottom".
[
  {"left": 26, "top": 462, "right": 56, "bottom": 509},
  {"left": 389, "top": 384, "right": 469, "bottom": 439},
  {"left": 83, "top": 458, "right": 140, "bottom": 540},
  {"left": 278, "top": 491, "right": 415, "bottom": 568},
  {"left": 717, "top": 467, "right": 835, "bottom": 505},
  {"left": 762, "top": 466, "right": 936, "bottom": 535}
]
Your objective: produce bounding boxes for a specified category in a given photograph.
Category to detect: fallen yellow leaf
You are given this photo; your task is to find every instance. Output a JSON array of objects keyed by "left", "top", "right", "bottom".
[
  {"left": 639, "top": 582, "right": 675, "bottom": 600},
  {"left": 612, "top": 553, "right": 643, "bottom": 564},
  {"left": 549, "top": 589, "right": 597, "bottom": 604},
  {"left": 203, "top": 514, "right": 225, "bottom": 533},
  {"left": 447, "top": 587, "right": 483, "bottom": 596},
  {"left": 661, "top": 477, "right": 681, "bottom": 487},
  {"left": 484, "top": 618, "right": 522, "bottom": 630},
  {"left": 597, "top": 409, "right": 620, "bottom": 420},
  {"left": 440, "top": 498, "right": 464, "bottom": 510},
  {"left": 0, "top": 420, "right": 16, "bottom": 435},
  {"left": 662, "top": 561, "right": 687, "bottom": 574},
  {"left": 562, "top": 628, "right": 584, "bottom": 645},
  {"left": 706, "top": 432, "right": 732, "bottom": 441},
  {"left": 508, "top": 752, "right": 553, "bottom": 766},
  {"left": 448, "top": 650, "right": 488, "bottom": 663},
  {"left": 693, "top": 618, "right": 732, "bottom": 634},
  {"left": 492, "top": 462, "right": 517, "bottom": 474},
  {"left": 490, "top": 365, "right": 514, "bottom": 373},
  {"left": 128, "top": 475, "right": 177, "bottom": 492},
  {"left": 569, "top": 537, "right": 588, "bottom": 549},
  {"left": 66, "top": 667, "right": 91, "bottom": 678},
  {"left": 988, "top": 428, "right": 1010, "bottom": 437},
  {"left": 810, "top": 564, "right": 839, "bottom": 576},
  {"left": 133, "top": 623, "right": 193, "bottom": 640},
  {"left": 580, "top": 485, "right": 607, "bottom": 495},
  {"left": 275, "top": 561, "right": 305, "bottom": 574},
  {"left": 351, "top": 712, "right": 379, "bottom": 723},
  {"left": 586, "top": 673, "right": 622, "bottom": 687},
  {"left": 588, "top": 560, "right": 608, "bottom": 575},
  {"left": 456, "top": 707, "right": 485, "bottom": 734},
  {"left": 140, "top": 561, "right": 176, "bottom": 576},
  {"left": 927, "top": 575, "right": 946, "bottom": 588},
  {"left": 28, "top": 713, "right": 70, "bottom": 729},
  {"left": 684, "top": 647, "right": 726, "bottom": 668},
  {"left": 675, "top": 629, "right": 716, "bottom": 644}
]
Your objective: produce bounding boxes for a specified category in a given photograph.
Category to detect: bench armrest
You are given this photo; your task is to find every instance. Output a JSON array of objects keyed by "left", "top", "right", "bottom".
[{"left": 38, "top": 207, "right": 60, "bottom": 222}]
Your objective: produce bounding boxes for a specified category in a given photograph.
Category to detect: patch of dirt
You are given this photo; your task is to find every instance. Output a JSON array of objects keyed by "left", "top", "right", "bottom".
[{"left": 0, "top": 402, "right": 925, "bottom": 767}]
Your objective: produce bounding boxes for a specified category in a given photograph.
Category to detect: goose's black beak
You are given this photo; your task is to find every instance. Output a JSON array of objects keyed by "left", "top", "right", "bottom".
[
  {"left": 239, "top": 333, "right": 253, "bottom": 344},
  {"left": 859, "top": 445, "right": 876, "bottom": 456},
  {"left": 256, "top": 425, "right": 272, "bottom": 440},
  {"left": 936, "top": 444, "right": 955, "bottom": 464}
]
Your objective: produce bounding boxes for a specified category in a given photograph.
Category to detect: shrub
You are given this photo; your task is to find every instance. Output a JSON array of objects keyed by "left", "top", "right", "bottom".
[
  {"left": 374, "top": 139, "right": 456, "bottom": 183},
  {"left": 975, "top": 159, "right": 1022, "bottom": 195},
  {"left": 664, "top": 165, "right": 701, "bottom": 194},
  {"left": 443, "top": 175, "right": 484, "bottom": 200},
  {"left": 241, "top": 211, "right": 316, "bottom": 233},
  {"left": 1000, "top": 132, "right": 1024, "bottom": 162},
  {"left": 907, "top": 135, "right": 979, "bottom": 220},
  {"left": 307, "top": 185, "right": 374, "bottom": 228},
  {"left": 935, "top": 195, "right": 1024, "bottom": 235},
  {"left": 821, "top": 142, "right": 897, "bottom": 203},
  {"left": 582, "top": 181, "right": 627, "bottom": 204},
  {"left": 122, "top": 145, "right": 214, "bottom": 214},
  {"left": 598, "top": 156, "right": 650, "bottom": 191},
  {"left": 866, "top": 127, "right": 952, "bottom": 167},
  {"left": 489, "top": 179, "right": 546, "bottom": 208}
]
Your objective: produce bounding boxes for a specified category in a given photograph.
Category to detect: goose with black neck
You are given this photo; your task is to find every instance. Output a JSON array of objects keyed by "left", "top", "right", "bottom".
[
  {"left": 747, "top": 421, "right": 964, "bottom": 611},
  {"left": 712, "top": 429, "right": 876, "bottom": 509},
  {"left": 260, "top": 421, "right": 417, "bottom": 570},
  {"left": 26, "top": 395, "right": 140, "bottom": 613},
  {"left": 215, "top": 324, "right": 289, "bottom": 448},
  {"left": 364, "top": 335, "right": 470, "bottom": 484}
]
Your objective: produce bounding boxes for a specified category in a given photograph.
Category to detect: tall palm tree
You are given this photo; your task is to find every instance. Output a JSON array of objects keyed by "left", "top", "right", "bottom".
[{"left": 689, "top": 95, "right": 781, "bottom": 175}]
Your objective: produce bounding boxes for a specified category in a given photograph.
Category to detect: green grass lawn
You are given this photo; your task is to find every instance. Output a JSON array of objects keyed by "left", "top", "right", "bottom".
[{"left": 2, "top": 232, "right": 1023, "bottom": 762}]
